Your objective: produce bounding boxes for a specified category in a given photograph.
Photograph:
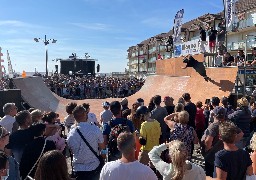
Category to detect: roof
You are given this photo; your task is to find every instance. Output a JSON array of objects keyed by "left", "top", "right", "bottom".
[{"left": 236, "top": 0, "right": 256, "bottom": 13}]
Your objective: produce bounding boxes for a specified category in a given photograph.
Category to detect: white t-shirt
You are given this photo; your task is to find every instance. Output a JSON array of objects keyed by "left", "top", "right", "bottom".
[
  {"left": 100, "top": 160, "right": 158, "bottom": 180},
  {"left": 100, "top": 110, "right": 113, "bottom": 124},
  {"left": 0, "top": 115, "right": 16, "bottom": 133},
  {"left": 87, "top": 112, "right": 98, "bottom": 124}
]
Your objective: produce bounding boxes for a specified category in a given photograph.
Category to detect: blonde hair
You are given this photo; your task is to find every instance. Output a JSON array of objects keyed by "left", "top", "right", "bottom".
[
  {"left": 237, "top": 97, "right": 249, "bottom": 107},
  {"left": 178, "top": 111, "right": 189, "bottom": 124},
  {"left": 250, "top": 133, "right": 256, "bottom": 151},
  {"left": 169, "top": 140, "right": 188, "bottom": 180}
]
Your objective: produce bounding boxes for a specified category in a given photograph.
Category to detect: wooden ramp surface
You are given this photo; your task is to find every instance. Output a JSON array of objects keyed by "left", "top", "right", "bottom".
[{"left": 13, "top": 66, "right": 237, "bottom": 121}]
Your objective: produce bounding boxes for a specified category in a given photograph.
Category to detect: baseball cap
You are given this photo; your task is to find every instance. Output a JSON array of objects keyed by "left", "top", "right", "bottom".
[
  {"left": 120, "top": 98, "right": 128, "bottom": 106},
  {"left": 102, "top": 101, "right": 110, "bottom": 107},
  {"left": 212, "top": 106, "right": 226, "bottom": 119}
]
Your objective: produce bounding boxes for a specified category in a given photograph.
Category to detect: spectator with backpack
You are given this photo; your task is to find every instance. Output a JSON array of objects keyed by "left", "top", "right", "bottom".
[
  {"left": 228, "top": 97, "right": 252, "bottom": 149},
  {"left": 201, "top": 106, "right": 243, "bottom": 177},
  {"left": 102, "top": 101, "right": 135, "bottom": 161}
]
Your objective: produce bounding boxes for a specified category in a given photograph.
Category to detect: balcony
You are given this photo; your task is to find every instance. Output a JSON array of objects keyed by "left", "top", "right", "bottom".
[
  {"left": 148, "top": 57, "right": 156, "bottom": 63},
  {"left": 228, "top": 40, "right": 256, "bottom": 51},
  {"left": 228, "top": 41, "right": 245, "bottom": 50},
  {"left": 149, "top": 47, "right": 157, "bottom": 54}
]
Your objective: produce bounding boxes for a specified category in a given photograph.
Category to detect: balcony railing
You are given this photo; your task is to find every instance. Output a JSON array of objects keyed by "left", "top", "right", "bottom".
[
  {"left": 228, "top": 40, "right": 256, "bottom": 51},
  {"left": 228, "top": 41, "right": 245, "bottom": 50}
]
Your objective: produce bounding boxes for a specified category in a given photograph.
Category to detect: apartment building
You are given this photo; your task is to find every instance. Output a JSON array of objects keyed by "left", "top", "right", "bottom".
[{"left": 126, "top": 0, "right": 256, "bottom": 75}]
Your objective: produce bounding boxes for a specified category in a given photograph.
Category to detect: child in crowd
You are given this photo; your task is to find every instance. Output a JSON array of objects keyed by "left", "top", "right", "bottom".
[
  {"left": 63, "top": 102, "right": 77, "bottom": 132},
  {"left": 214, "top": 121, "right": 253, "bottom": 179}
]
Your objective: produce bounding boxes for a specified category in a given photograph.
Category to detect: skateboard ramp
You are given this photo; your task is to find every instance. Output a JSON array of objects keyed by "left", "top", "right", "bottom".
[{"left": 13, "top": 66, "right": 237, "bottom": 121}]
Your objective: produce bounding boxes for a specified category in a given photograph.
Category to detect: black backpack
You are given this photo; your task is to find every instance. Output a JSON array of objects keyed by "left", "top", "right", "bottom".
[{"left": 108, "top": 118, "right": 130, "bottom": 157}]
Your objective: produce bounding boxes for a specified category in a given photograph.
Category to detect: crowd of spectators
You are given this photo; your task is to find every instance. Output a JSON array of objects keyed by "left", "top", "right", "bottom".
[
  {"left": 44, "top": 74, "right": 144, "bottom": 100},
  {"left": 0, "top": 79, "right": 10, "bottom": 90},
  {"left": 1, "top": 92, "right": 256, "bottom": 179}
]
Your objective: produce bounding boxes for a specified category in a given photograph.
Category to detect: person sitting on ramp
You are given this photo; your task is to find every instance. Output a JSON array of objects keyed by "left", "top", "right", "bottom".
[{"left": 181, "top": 55, "right": 210, "bottom": 81}]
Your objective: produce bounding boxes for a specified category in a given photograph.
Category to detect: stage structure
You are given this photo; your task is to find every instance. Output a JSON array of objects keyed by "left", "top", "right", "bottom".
[{"left": 58, "top": 53, "right": 97, "bottom": 76}]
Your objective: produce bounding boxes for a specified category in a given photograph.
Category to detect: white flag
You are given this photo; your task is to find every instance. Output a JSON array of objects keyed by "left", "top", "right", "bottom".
[
  {"left": 224, "top": 0, "right": 237, "bottom": 30},
  {"left": 173, "top": 9, "right": 184, "bottom": 44}
]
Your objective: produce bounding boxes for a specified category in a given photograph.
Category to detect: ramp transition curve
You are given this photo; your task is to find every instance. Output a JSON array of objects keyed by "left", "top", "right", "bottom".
[{"left": 13, "top": 66, "right": 238, "bottom": 121}]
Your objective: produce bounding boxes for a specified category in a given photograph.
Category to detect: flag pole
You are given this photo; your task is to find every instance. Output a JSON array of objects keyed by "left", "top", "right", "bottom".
[{"left": 0, "top": 47, "right": 2, "bottom": 79}]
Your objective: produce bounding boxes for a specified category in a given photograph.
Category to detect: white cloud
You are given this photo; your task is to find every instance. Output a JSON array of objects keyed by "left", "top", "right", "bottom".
[
  {"left": 69, "top": 22, "right": 111, "bottom": 31},
  {"left": 0, "top": 20, "right": 42, "bottom": 29},
  {"left": 4, "top": 38, "right": 35, "bottom": 44}
]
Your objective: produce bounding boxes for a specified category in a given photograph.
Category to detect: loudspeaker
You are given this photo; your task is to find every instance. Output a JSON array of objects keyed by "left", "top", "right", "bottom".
[{"left": 0, "top": 89, "right": 22, "bottom": 117}]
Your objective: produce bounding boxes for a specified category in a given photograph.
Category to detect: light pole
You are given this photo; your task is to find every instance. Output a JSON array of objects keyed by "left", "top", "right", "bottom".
[{"left": 34, "top": 35, "right": 57, "bottom": 76}]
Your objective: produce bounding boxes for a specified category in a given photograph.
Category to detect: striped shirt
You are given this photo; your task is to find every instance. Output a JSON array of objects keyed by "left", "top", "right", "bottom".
[{"left": 67, "top": 122, "right": 104, "bottom": 171}]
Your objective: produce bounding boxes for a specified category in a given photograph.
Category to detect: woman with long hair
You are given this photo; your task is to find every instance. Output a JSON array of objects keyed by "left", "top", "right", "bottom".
[
  {"left": 149, "top": 140, "right": 205, "bottom": 180},
  {"left": 127, "top": 102, "right": 141, "bottom": 130},
  {"left": 35, "top": 150, "right": 70, "bottom": 180}
]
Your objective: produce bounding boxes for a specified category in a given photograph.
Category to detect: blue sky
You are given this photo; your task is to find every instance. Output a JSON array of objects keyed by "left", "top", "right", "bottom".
[{"left": 0, "top": 0, "right": 223, "bottom": 74}]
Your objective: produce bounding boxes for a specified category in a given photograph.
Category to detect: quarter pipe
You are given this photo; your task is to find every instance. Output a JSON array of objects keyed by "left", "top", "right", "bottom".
[{"left": 13, "top": 66, "right": 238, "bottom": 121}]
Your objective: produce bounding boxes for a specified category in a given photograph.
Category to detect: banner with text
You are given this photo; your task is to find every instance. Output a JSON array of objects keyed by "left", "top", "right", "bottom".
[
  {"left": 174, "top": 38, "right": 210, "bottom": 57},
  {"left": 173, "top": 9, "right": 184, "bottom": 44},
  {"left": 224, "top": 0, "right": 237, "bottom": 30}
]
